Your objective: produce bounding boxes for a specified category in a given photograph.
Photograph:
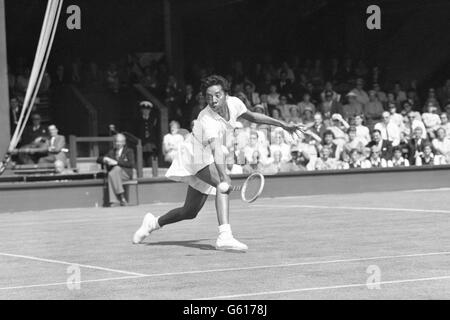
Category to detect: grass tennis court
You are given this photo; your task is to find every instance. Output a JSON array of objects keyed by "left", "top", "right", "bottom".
[{"left": 1, "top": 188, "right": 450, "bottom": 299}]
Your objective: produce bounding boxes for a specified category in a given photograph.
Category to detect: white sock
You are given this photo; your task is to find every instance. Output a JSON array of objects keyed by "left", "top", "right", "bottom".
[{"left": 218, "top": 224, "right": 232, "bottom": 237}]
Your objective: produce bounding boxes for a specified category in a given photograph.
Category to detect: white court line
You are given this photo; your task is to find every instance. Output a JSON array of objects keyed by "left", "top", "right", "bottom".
[
  {"left": 252, "top": 204, "right": 450, "bottom": 214},
  {"left": 1, "top": 251, "right": 450, "bottom": 291},
  {"left": 0, "top": 252, "right": 147, "bottom": 277},
  {"left": 0, "top": 275, "right": 143, "bottom": 291},
  {"left": 198, "top": 275, "right": 450, "bottom": 300}
]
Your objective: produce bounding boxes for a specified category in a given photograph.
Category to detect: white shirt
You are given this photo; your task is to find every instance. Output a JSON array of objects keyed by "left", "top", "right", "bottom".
[
  {"left": 374, "top": 122, "right": 401, "bottom": 146},
  {"left": 355, "top": 125, "right": 371, "bottom": 145}
]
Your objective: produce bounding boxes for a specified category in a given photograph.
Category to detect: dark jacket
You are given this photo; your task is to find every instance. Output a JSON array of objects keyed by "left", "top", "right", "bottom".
[
  {"left": 366, "top": 140, "right": 393, "bottom": 160},
  {"left": 97, "top": 146, "right": 136, "bottom": 178},
  {"left": 408, "top": 138, "right": 430, "bottom": 164}
]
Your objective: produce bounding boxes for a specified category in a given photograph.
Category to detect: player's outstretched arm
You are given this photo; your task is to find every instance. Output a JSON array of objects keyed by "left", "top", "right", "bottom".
[{"left": 239, "top": 111, "right": 306, "bottom": 137}]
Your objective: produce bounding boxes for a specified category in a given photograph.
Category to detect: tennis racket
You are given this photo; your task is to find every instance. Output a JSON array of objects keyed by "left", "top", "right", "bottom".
[{"left": 222, "top": 173, "right": 265, "bottom": 203}]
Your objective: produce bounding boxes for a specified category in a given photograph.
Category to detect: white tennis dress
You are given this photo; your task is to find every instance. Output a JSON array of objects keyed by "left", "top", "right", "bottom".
[{"left": 166, "top": 96, "right": 248, "bottom": 195}]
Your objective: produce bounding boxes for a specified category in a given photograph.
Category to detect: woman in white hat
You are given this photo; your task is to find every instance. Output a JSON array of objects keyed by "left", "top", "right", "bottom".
[{"left": 133, "top": 75, "right": 305, "bottom": 251}]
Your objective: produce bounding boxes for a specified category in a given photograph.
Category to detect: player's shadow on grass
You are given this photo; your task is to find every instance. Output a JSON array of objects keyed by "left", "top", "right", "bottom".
[{"left": 145, "top": 239, "right": 216, "bottom": 251}]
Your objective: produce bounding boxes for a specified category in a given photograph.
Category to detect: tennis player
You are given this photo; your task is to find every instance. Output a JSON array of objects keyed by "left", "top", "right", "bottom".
[{"left": 133, "top": 75, "right": 304, "bottom": 251}]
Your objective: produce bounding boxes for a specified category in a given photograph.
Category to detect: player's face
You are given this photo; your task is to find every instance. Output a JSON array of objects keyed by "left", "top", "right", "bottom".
[{"left": 206, "top": 85, "right": 226, "bottom": 111}]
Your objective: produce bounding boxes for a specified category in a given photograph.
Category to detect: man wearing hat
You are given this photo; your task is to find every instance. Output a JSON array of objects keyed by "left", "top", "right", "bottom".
[{"left": 137, "top": 101, "right": 159, "bottom": 167}]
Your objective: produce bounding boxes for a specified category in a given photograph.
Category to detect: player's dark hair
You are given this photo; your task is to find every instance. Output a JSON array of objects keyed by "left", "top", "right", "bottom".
[{"left": 200, "top": 75, "right": 230, "bottom": 96}]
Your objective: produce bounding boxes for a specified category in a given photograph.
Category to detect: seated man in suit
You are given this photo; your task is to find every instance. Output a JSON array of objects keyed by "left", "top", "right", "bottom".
[
  {"left": 408, "top": 126, "right": 430, "bottom": 165},
  {"left": 97, "top": 133, "right": 136, "bottom": 207},
  {"left": 13, "top": 113, "right": 50, "bottom": 164},
  {"left": 366, "top": 129, "right": 393, "bottom": 160},
  {"left": 38, "top": 125, "right": 67, "bottom": 165}
]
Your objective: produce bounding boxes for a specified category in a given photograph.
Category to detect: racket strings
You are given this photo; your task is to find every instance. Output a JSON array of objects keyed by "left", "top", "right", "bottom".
[{"left": 243, "top": 175, "right": 263, "bottom": 202}]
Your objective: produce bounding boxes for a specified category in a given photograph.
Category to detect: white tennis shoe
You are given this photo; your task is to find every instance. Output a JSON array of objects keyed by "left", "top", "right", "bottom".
[
  {"left": 132, "top": 213, "right": 159, "bottom": 244},
  {"left": 215, "top": 234, "right": 248, "bottom": 252}
]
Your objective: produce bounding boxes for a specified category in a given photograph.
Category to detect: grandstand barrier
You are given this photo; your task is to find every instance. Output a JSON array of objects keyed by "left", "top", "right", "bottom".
[{"left": 0, "top": 165, "right": 449, "bottom": 213}]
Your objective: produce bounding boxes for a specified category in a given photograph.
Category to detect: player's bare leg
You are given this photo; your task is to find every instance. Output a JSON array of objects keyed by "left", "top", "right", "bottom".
[
  {"left": 132, "top": 186, "right": 208, "bottom": 244},
  {"left": 196, "top": 164, "right": 248, "bottom": 252}
]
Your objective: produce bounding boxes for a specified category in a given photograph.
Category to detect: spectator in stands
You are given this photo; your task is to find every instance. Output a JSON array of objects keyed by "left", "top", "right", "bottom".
[
  {"left": 269, "top": 129, "right": 291, "bottom": 162},
  {"left": 21, "top": 113, "right": 49, "bottom": 146},
  {"left": 319, "top": 90, "right": 341, "bottom": 116},
  {"left": 180, "top": 84, "right": 196, "bottom": 129},
  {"left": 318, "top": 130, "right": 339, "bottom": 160},
  {"left": 440, "top": 113, "right": 450, "bottom": 139},
  {"left": 432, "top": 127, "right": 450, "bottom": 164},
  {"left": 400, "top": 100, "right": 413, "bottom": 118},
  {"left": 373, "top": 83, "right": 387, "bottom": 105},
  {"left": 242, "top": 150, "right": 264, "bottom": 174},
  {"left": 366, "top": 129, "right": 393, "bottom": 160},
  {"left": 267, "top": 84, "right": 280, "bottom": 110},
  {"left": 302, "top": 107, "right": 315, "bottom": 127},
  {"left": 342, "top": 92, "right": 364, "bottom": 121},
  {"left": 405, "top": 111, "right": 427, "bottom": 139},
  {"left": 422, "top": 102, "right": 441, "bottom": 139},
  {"left": 415, "top": 143, "right": 436, "bottom": 166},
  {"left": 343, "top": 126, "right": 365, "bottom": 154},
  {"left": 374, "top": 111, "right": 401, "bottom": 146},
  {"left": 393, "top": 82, "right": 407, "bottom": 104},
  {"left": 424, "top": 88, "right": 441, "bottom": 111},
  {"left": 386, "top": 92, "right": 398, "bottom": 110},
  {"left": 287, "top": 106, "right": 302, "bottom": 124},
  {"left": 389, "top": 147, "right": 410, "bottom": 167},
  {"left": 244, "top": 131, "right": 269, "bottom": 164},
  {"left": 348, "top": 148, "right": 370, "bottom": 169},
  {"left": 320, "top": 82, "right": 341, "bottom": 103},
  {"left": 225, "top": 152, "right": 244, "bottom": 175},
  {"left": 276, "top": 70, "right": 293, "bottom": 98},
  {"left": 408, "top": 127, "right": 429, "bottom": 165},
  {"left": 39, "top": 71, "right": 52, "bottom": 95},
  {"left": 309, "top": 112, "right": 327, "bottom": 139},
  {"left": 388, "top": 102, "right": 404, "bottom": 131},
  {"left": 9, "top": 97, "right": 21, "bottom": 131},
  {"left": 38, "top": 125, "right": 67, "bottom": 165},
  {"left": 137, "top": 101, "right": 159, "bottom": 167},
  {"left": 328, "top": 113, "right": 350, "bottom": 145},
  {"left": 163, "top": 121, "right": 184, "bottom": 163},
  {"left": 259, "top": 94, "right": 270, "bottom": 115},
  {"left": 368, "top": 145, "right": 388, "bottom": 168},
  {"left": 398, "top": 131, "right": 412, "bottom": 160},
  {"left": 364, "top": 90, "right": 384, "bottom": 126},
  {"left": 350, "top": 78, "right": 369, "bottom": 106},
  {"left": 97, "top": 133, "right": 136, "bottom": 207},
  {"left": 277, "top": 95, "right": 293, "bottom": 121},
  {"left": 243, "top": 82, "right": 260, "bottom": 106},
  {"left": 354, "top": 114, "right": 371, "bottom": 145},
  {"left": 315, "top": 145, "right": 338, "bottom": 170},
  {"left": 297, "top": 92, "right": 316, "bottom": 115},
  {"left": 285, "top": 147, "right": 310, "bottom": 171}
]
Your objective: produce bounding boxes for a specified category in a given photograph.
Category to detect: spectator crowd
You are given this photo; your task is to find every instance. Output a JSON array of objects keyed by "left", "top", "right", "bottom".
[
  {"left": 158, "top": 57, "right": 450, "bottom": 174},
  {"left": 7, "top": 54, "right": 450, "bottom": 175}
]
